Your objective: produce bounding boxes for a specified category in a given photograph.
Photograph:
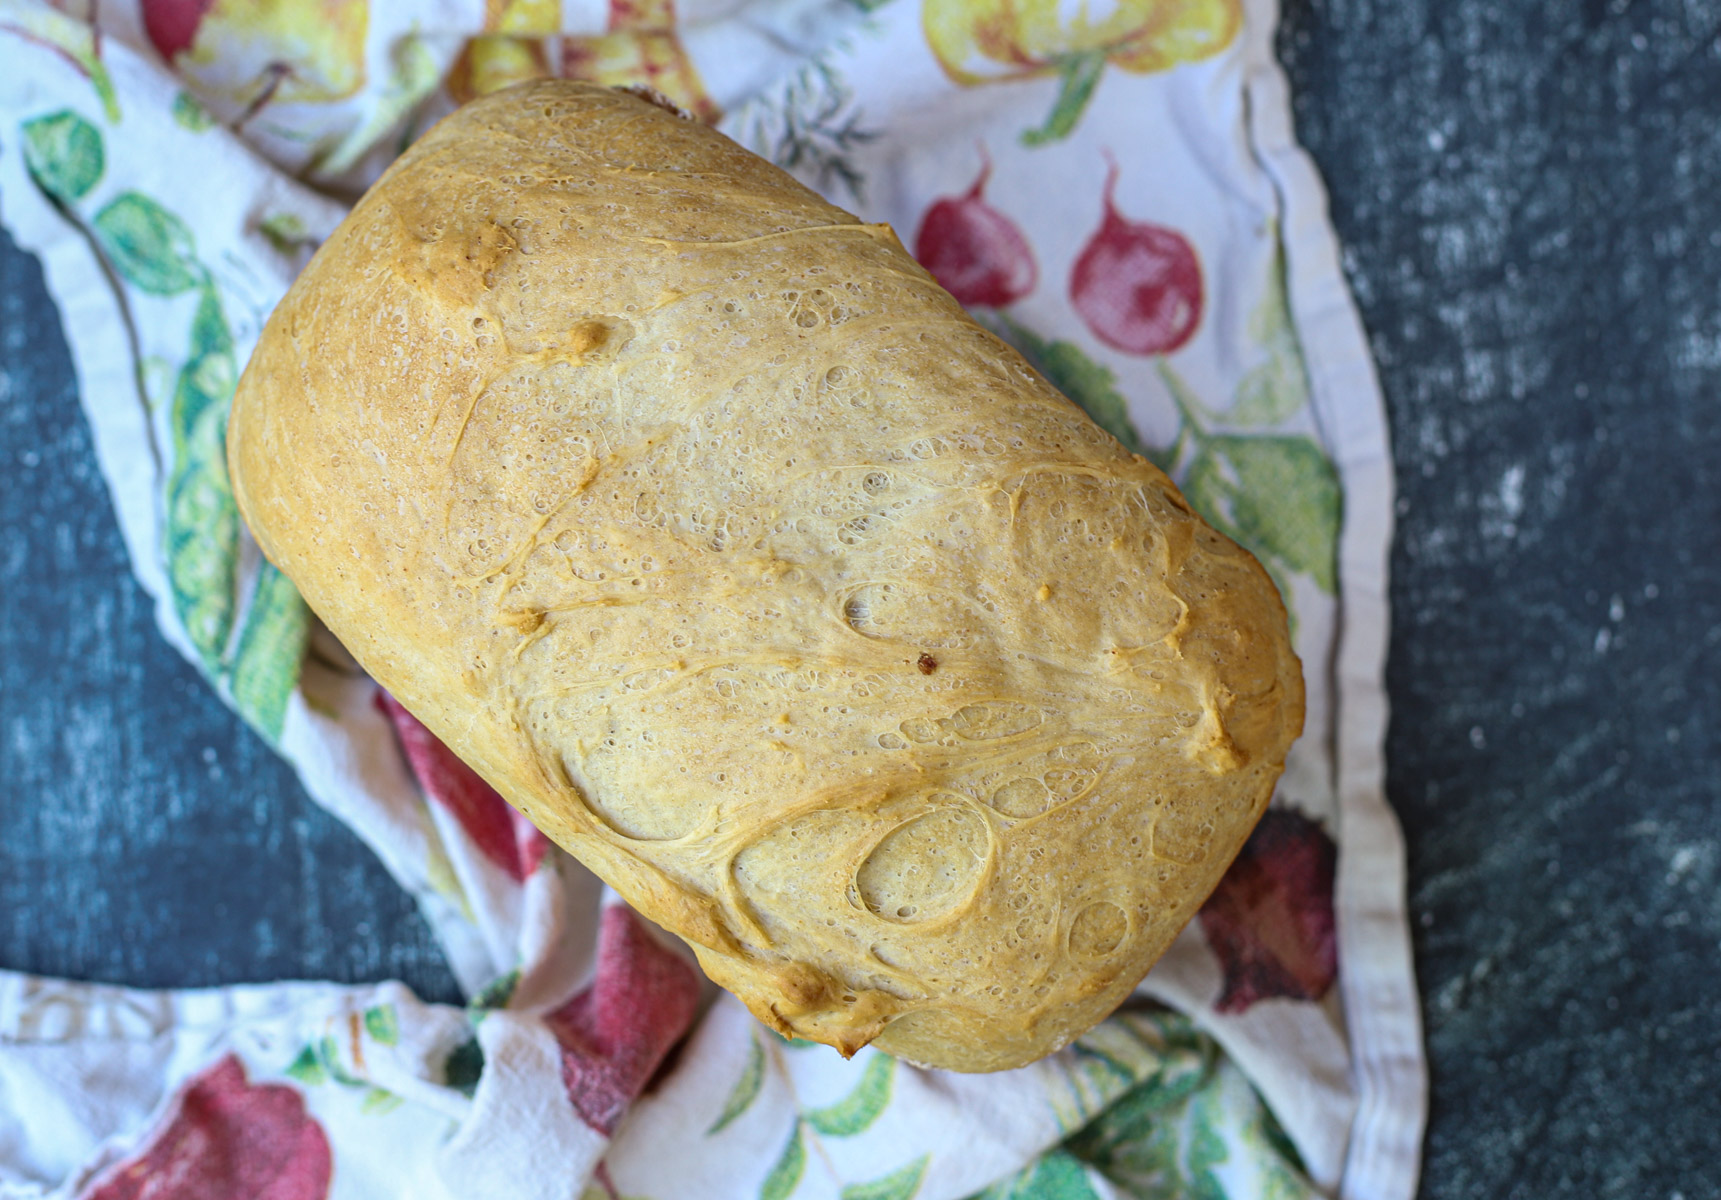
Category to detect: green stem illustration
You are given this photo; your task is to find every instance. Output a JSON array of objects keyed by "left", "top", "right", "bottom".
[{"left": 1022, "top": 51, "right": 1107, "bottom": 147}]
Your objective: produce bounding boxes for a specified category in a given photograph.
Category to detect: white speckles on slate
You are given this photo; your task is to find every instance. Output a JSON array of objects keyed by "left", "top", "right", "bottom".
[
  {"left": 1, "top": 226, "right": 459, "bottom": 1002},
  {"left": 1282, "top": 0, "right": 1721, "bottom": 1195}
]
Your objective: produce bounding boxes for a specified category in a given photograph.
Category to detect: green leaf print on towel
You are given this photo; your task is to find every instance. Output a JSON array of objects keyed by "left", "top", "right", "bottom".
[
  {"left": 443, "top": 1036, "right": 485, "bottom": 1099},
  {"left": 1184, "top": 434, "right": 1340, "bottom": 595},
  {"left": 841, "top": 1154, "right": 929, "bottom": 1200},
  {"left": 21, "top": 110, "right": 103, "bottom": 204},
  {"left": 747, "top": 1050, "right": 896, "bottom": 1197},
  {"left": 285, "top": 1045, "right": 326, "bottom": 1086},
  {"left": 760, "top": 1121, "right": 806, "bottom": 1200},
  {"left": 92, "top": 192, "right": 206, "bottom": 295},
  {"left": 165, "top": 284, "right": 240, "bottom": 677},
  {"left": 172, "top": 91, "right": 218, "bottom": 132},
  {"left": 1155, "top": 243, "right": 1340, "bottom": 602},
  {"left": 970, "top": 1151, "right": 1100, "bottom": 1200},
  {"left": 707, "top": 1033, "right": 766, "bottom": 1135},
  {"left": 362, "top": 1004, "right": 400, "bottom": 1045},
  {"left": 1047, "top": 1008, "right": 1214, "bottom": 1137},
  {"left": 259, "top": 212, "right": 312, "bottom": 256},
  {"left": 360, "top": 1086, "right": 404, "bottom": 1115},
  {"left": 805, "top": 1052, "right": 894, "bottom": 1136},
  {"left": 230, "top": 561, "right": 310, "bottom": 741},
  {"left": 315, "top": 1035, "right": 366, "bottom": 1088},
  {"left": 442, "top": 968, "right": 520, "bottom": 1100},
  {"left": 471, "top": 968, "right": 522, "bottom": 1012},
  {"left": 167, "top": 275, "right": 311, "bottom": 732},
  {"left": 1065, "top": 1048, "right": 1317, "bottom": 1200},
  {"left": 282, "top": 1012, "right": 407, "bottom": 1118},
  {"left": 1228, "top": 245, "right": 1308, "bottom": 427}
]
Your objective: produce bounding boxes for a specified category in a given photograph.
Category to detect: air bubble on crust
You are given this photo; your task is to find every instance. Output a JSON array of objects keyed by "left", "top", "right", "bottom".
[
  {"left": 990, "top": 777, "right": 1049, "bottom": 819},
  {"left": 948, "top": 703, "right": 1042, "bottom": 741},
  {"left": 899, "top": 717, "right": 940, "bottom": 743},
  {"left": 1068, "top": 901, "right": 1128, "bottom": 958},
  {"left": 856, "top": 802, "right": 989, "bottom": 924}
]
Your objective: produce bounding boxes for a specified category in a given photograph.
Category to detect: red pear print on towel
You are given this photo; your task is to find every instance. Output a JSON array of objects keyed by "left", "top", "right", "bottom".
[
  {"left": 141, "top": 0, "right": 218, "bottom": 58},
  {"left": 545, "top": 905, "right": 701, "bottom": 1135},
  {"left": 914, "top": 149, "right": 1038, "bottom": 307},
  {"left": 81, "top": 1054, "right": 331, "bottom": 1200},
  {"left": 1199, "top": 807, "right": 1338, "bottom": 1014},
  {"left": 1071, "top": 157, "right": 1203, "bottom": 355},
  {"left": 376, "top": 690, "right": 550, "bottom": 883}
]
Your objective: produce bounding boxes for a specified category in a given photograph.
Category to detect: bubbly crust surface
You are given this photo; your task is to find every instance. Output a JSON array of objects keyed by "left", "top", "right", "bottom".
[{"left": 228, "top": 81, "right": 1305, "bottom": 1072}]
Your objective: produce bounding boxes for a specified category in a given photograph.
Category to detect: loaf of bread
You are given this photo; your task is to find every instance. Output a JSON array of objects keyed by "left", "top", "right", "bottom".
[{"left": 228, "top": 81, "right": 1304, "bottom": 1072}]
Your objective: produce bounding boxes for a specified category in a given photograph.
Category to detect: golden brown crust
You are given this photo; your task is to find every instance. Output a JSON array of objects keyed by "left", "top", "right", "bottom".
[{"left": 228, "top": 80, "right": 1304, "bottom": 1072}]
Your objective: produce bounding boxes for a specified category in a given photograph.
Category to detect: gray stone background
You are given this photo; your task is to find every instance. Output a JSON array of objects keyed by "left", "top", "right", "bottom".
[{"left": 3, "top": 2, "right": 1720, "bottom": 1196}]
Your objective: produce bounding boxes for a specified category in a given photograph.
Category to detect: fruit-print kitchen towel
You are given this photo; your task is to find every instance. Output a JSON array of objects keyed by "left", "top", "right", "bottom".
[{"left": 0, "top": 0, "right": 1425, "bottom": 1197}]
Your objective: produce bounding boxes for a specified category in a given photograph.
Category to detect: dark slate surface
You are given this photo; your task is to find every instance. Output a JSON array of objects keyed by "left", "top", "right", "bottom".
[
  {"left": 0, "top": 226, "right": 460, "bottom": 1005},
  {"left": 1277, "top": 1, "right": 1721, "bottom": 1197},
  {"left": 3, "top": 3, "right": 1721, "bottom": 1195}
]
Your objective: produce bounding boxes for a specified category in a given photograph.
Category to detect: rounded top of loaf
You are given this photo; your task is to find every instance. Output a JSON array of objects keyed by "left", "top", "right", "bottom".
[{"left": 229, "top": 80, "right": 1304, "bottom": 1072}]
